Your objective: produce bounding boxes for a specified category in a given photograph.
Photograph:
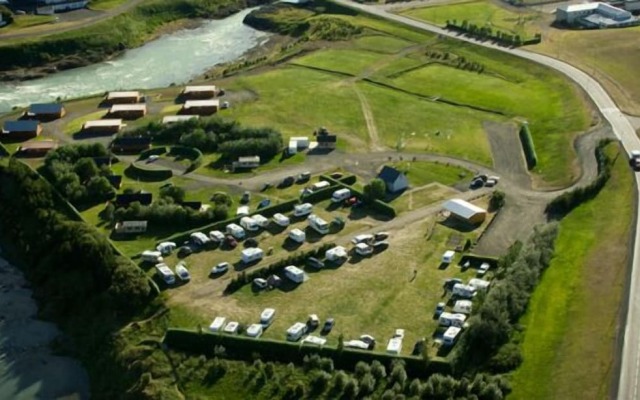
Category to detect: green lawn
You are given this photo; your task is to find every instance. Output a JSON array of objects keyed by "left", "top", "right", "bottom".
[
  {"left": 197, "top": 152, "right": 307, "bottom": 180},
  {"left": 352, "top": 35, "right": 413, "bottom": 54},
  {"left": 64, "top": 110, "right": 107, "bottom": 135},
  {"left": 392, "top": 183, "right": 460, "bottom": 214},
  {"left": 89, "top": 0, "right": 129, "bottom": 11},
  {"left": 293, "top": 48, "right": 388, "bottom": 77},
  {"left": 510, "top": 143, "right": 633, "bottom": 399},
  {"left": 401, "top": 0, "right": 542, "bottom": 37},
  {"left": 391, "top": 160, "right": 472, "bottom": 187},
  {"left": 1, "top": 15, "right": 56, "bottom": 32}
]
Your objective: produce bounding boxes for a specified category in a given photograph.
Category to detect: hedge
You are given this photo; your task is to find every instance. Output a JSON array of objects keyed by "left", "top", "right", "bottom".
[
  {"left": 164, "top": 328, "right": 451, "bottom": 377},
  {"left": 224, "top": 242, "right": 335, "bottom": 294},
  {"left": 168, "top": 145, "right": 203, "bottom": 172},
  {"left": 301, "top": 183, "right": 339, "bottom": 203},
  {"left": 138, "top": 146, "right": 167, "bottom": 161},
  {"left": 124, "top": 163, "right": 173, "bottom": 182},
  {"left": 339, "top": 175, "right": 357, "bottom": 185},
  {"left": 519, "top": 123, "right": 538, "bottom": 170},
  {"left": 0, "top": 142, "right": 10, "bottom": 157},
  {"left": 320, "top": 175, "right": 397, "bottom": 218}
]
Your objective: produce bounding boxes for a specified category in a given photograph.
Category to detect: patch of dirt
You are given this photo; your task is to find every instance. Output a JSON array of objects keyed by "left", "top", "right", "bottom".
[
  {"left": 483, "top": 120, "right": 531, "bottom": 189},
  {"left": 354, "top": 87, "right": 386, "bottom": 152}
]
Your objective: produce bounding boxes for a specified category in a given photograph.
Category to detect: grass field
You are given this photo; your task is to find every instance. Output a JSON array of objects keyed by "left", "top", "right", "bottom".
[
  {"left": 294, "top": 49, "right": 389, "bottom": 76},
  {"left": 89, "top": 0, "right": 129, "bottom": 11},
  {"left": 64, "top": 110, "right": 107, "bottom": 135},
  {"left": 391, "top": 161, "right": 471, "bottom": 187},
  {"left": 509, "top": 143, "right": 633, "bottom": 399},
  {"left": 1, "top": 15, "right": 56, "bottom": 32},
  {"left": 401, "top": 0, "right": 542, "bottom": 37}
]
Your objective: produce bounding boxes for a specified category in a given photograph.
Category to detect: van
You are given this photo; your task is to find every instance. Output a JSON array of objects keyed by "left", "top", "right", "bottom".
[
  {"left": 155, "top": 263, "right": 176, "bottom": 285},
  {"left": 241, "top": 247, "right": 264, "bottom": 264},
  {"left": 226, "top": 223, "right": 245, "bottom": 239},
  {"left": 260, "top": 308, "right": 276, "bottom": 326},
  {"left": 273, "top": 213, "right": 290, "bottom": 227},
  {"left": 240, "top": 216, "right": 259, "bottom": 231},
  {"left": 142, "top": 250, "right": 163, "bottom": 263},
  {"left": 252, "top": 214, "right": 269, "bottom": 228},
  {"left": 156, "top": 242, "right": 176, "bottom": 255},
  {"left": 453, "top": 300, "right": 473, "bottom": 314},
  {"left": 294, "top": 203, "right": 313, "bottom": 217},
  {"left": 190, "top": 232, "right": 210, "bottom": 246},
  {"left": 331, "top": 188, "right": 351, "bottom": 203},
  {"left": 286, "top": 322, "right": 308, "bottom": 342},
  {"left": 308, "top": 214, "right": 329, "bottom": 235},
  {"left": 311, "top": 181, "right": 330, "bottom": 192}
]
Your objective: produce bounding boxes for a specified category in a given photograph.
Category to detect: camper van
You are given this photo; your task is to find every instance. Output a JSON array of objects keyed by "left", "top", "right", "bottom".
[
  {"left": 190, "top": 232, "right": 210, "bottom": 246},
  {"left": 236, "top": 206, "right": 249, "bottom": 216},
  {"left": 226, "top": 223, "right": 246, "bottom": 240},
  {"left": 155, "top": 263, "right": 176, "bottom": 285},
  {"left": 438, "top": 312, "right": 467, "bottom": 328},
  {"left": 156, "top": 242, "right": 176, "bottom": 255},
  {"left": 331, "top": 188, "right": 351, "bottom": 203},
  {"left": 209, "top": 317, "right": 226, "bottom": 332},
  {"left": 386, "top": 337, "right": 403, "bottom": 355},
  {"left": 311, "top": 181, "right": 331, "bottom": 192},
  {"left": 260, "top": 308, "right": 276, "bottom": 326},
  {"left": 142, "top": 250, "right": 163, "bottom": 263},
  {"left": 209, "top": 230, "right": 225, "bottom": 243},
  {"left": 326, "top": 246, "right": 348, "bottom": 262},
  {"left": 284, "top": 265, "right": 305, "bottom": 283},
  {"left": 240, "top": 216, "right": 259, "bottom": 231},
  {"left": 308, "top": 214, "right": 329, "bottom": 235},
  {"left": 241, "top": 247, "right": 264, "bottom": 264},
  {"left": 286, "top": 322, "right": 308, "bottom": 342},
  {"left": 273, "top": 213, "right": 290, "bottom": 227},
  {"left": 294, "top": 203, "right": 313, "bottom": 217},
  {"left": 442, "top": 250, "right": 456, "bottom": 264},
  {"left": 453, "top": 300, "right": 473, "bottom": 314},
  {"left": 452, "top": 283, "right": 476, "bottom": 299},
  {"left": 468, "top": 278, "right": 491, "bottom": 291},
  {"left": 246, "top": 324, "right": 263, "bottom": 338},
  {"left": 443, "top": 326, "right": 462, "bottom": 346},
  {"left": 289, "top": 228, "right": 306, "bottom": 243},
  {"left": 252, "top": 214, "right": 269, "bottom": 228}
]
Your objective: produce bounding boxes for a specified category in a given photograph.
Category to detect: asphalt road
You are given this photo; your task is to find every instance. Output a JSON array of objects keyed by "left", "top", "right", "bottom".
[{"left": 329, "top": 1, "right": 640, "bottom": 398}]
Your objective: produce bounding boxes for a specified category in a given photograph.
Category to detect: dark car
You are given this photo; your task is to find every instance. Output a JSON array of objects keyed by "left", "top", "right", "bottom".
[
  {"left": 374, "top": 232, "right": 389, "bottom": 241},
  {"left": 296, "top": 172, "right": 311, "bottom": 183},
  {"left": 244, "top": 238, "right": 259, "bottom": 248},
  {"left": 306, "top": 257, "right": 325, "bottom": 269},
  {"left": 225, "top": 235, "right": 238, "bottom": 249},
  {"left": 177, "top": 246, "right": 193, "bottom": 258},
  {"left": 444, "top": 278, "right": 463, "bottom": 290},
  {"left": 344, "top": 197, "right": 358, "bottom": 207},
  {"left": 279, "top": 176, "right": 295, "bottom": 188},
  {"left": 257, "top": 199, "right": 271, "bottom": 209},
  {"left": 321, "top": 318, "right": 335, "bottom": 334},
  {"left": 240, "top": 191, "right": 251, "bottom": 204},
  {"left": 469, "top": 178, "right": 484, "bottom": 189},
  {"left": 372, "top": 241, "right": 389, "bottom": 252},
  {"left": 474, "top": 174, "right": 488, "bottom": 182},
  {"left": 412, "top": 338, "right": 426, "bottom": 356}
]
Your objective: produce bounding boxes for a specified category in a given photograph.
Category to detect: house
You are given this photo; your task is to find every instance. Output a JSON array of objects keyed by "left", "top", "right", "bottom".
[
  {"left": 25, "top": 103, "right": 66, "bottom": 120},
  {"left": 17, "top": 140, "right": 58, "bottom": 157},
  {"left": 108, "top": 104, "right": 147, "bottom": 120},
  {"left": 106, "top": 175, "right": 123, "bottom": 189},
  {"left": 2, "top": 120, "right": 42, "bottom": 141},
  {"left": 111, "top": 136, "right": 152, "bottom": 153},
  {"left": 82, "top": 119, "right": 123, "bottom": 135},
  {"left": 181, "top": 85, "right": 218, "bottom": 99},
  {"left": 114, "top": 193, "right": 153, "bottom": 207},
  {"left": 232, "top": 156, "right": 260, "bottom": 170},
  {"left": 378, "top": 166, "right": 409, "bottom": 193},
  {"left": 316, "top": 133, "right": 337, "bottom": 149},
  {"left": 162, "top": 115, "right": 199, "bottom": 125},
  {"left": 106, "top": 91, "right": 142, "bottom": 104},
  {"left": 181, "top": 99, "right": 219, "bottom": 115},
  {"left": 442, "top": 199, "right": 487, "bottom": 225},
  {"left": 114, "top": 221, "right": 148, "bottom": 234}
]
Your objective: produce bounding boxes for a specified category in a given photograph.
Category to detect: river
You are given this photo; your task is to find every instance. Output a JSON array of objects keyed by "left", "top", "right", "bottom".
[{"left": 0, "top": 7, "right": 271, "bottom": 113}]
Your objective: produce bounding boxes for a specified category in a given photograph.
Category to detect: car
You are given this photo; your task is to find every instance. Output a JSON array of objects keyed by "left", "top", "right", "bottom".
[
  {"left": 331, "top": 217, "right": 345, "bottom": 230},
  {"left": 260, "top": 183, "right": 273, "bottom": 192},
  {"left": 257, "top": 199, "right": 271, "bottom": 209},
  {"left": 244, "top": 238, "right": 259, "bottom": 248},
  {"left": 484, "top": 179, "right": 496, "bottom": 187},
  {"left": 434, "top": 302, "right": 446, "bottom": 317},
  {"left": 478, "top": 262, "right": 490, "bottom": 276},
  {"left": 177, "top": 246, "right": 193, "bottom": 258},
  {"left": 307, "top": 314, "right": 320, "bottom": 330},
  {"left": 296, "top": 172, "right": 311, "bottom": 183},
  {"left": 352, "top": 234, "right": 374, "bottom": 245},
  {"left": 306, "top": 257, "right": 325, "bottom": 269},
  {"left": 359, "top": 334, "right": 376, "bottom": 349},
  {"left": 280, "top": 176, "right": 295, "bottom": 188},
  {"left": 474, "top": 174, "right": 488, "bottom": 182},
  {"left": 175, "top": 262, "right": 190, "bottom": 282},
  {"left": 241, "top": 191, "right": 251, "bottom": 204},
  {"left": 253, "top": 278, "right": 268, "bottom": 290},
  {"left": 211, "top": 262, "right": 230, "bottom": 275},
  {"left": 374, "top": 232, "right": 389, "bottom": 241},
  {"left": 321, "top": 318, "right": 335, "bottom": 334},
  {"left": 344, "top": 196, "right": 358, "bottom": 207},
  {"left": 372, "top": 241, "right": 389, "bottom": 251},
  {"left": 225, "top": 235, "right": 238, "bottom": 249},
  {"left": 221, "top": 101, "right": 230, "bottom": 109},
  {"left": 412, "top": 338, "right": 426, "bottom": 356},
  {"left": 393, "top": 329, "right": 405, "bottom": 339},
  {"left": 444, "top": 278, "right": 463, "bottom": 290},
  {"left": 330, "top": 172, "right": 343, "bottom": 179},
  {"left": 470, "top": 178, "right": 484, "bottom": 189},
  {"left": 146, "top": 155, "right": 159, "bottom": 163}
]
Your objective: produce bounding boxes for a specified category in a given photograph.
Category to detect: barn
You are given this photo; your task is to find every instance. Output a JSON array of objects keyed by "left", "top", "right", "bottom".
[{"left": 442, "top": 199, "right": 487, "bottom": 225}]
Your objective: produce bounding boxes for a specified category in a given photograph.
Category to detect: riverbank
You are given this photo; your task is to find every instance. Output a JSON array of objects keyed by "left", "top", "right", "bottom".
[
  {"left": 0, "top": 252, "right": 89, "bottom": 399},
  {"left": 0, "top": 0, "right": 274, "bottom": 81}
]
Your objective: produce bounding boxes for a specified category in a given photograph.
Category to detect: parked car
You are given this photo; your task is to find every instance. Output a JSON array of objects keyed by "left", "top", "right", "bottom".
[
  {"left": 307, "top": 314, "right": 320, "bottom": 330},
  {"left": 244, "top": 238, "right": 259, "bottom": 248},
  {"left": 321, "top": 318, "right": 335, "bottom": 334},
  {"left": 352, "top": 234, "right": 374, "bottom": 245},
  {"left": 261, "top": 183, "right": 273, "bottom": 192},
  {"left": 175, "top": 262, "right": 191, "bottom": 282},
  {"left": 470, "top": 178, "right": 484, "bottom": 189},
  {"left": 434, "top": 302, "right": 446, "bottom": 317},
  {"left": 474, "top": 174, "right": 488, "bottom": 182},
  {"left": 306, "top": 257, "right": 325, "bottom": 269},
  {"left": 241, "top": 191, "right": 251, "bottom": 204},
  {"left": 344, "top": 196, "right": 358, "bottom": 207},
  {"left": 211, "top": 262, "right": 230, "bottom": 275},
  {"left": 360, "top": 334, "right": 376, "bottom": 350},
  {"left": 484, "top": 179, "right": 496, "bottom": 187},
  {"left": 296, "top": 172, "right": 311, "bottom": 183},
  {"left": 177, "top": 246, "right": 193, "bottom": 258},
  {"left": 225, "top": 235, "right": 238, "bottom": 249},
  {"left": 221, "top": 101, "right": 230, "bottom": 109},
  {"left": 280, "top": 176, "right": 295, "bottom": 188},
  {"left": 146, "top": 155, "right": 159, "bottom": 163},
  {"left": 257, "top": 199, "right": 271, "bottom": 209},
  {"left": 253, "top": 278, "right": 268, "bottom": 290},
  {"left": 372, "top": 240, "right": 389, "bottom": 251},
  {"left": 444, "top": 278, "right": 463, "bottom": 290},
  {"left": 331, "top": 217, "right": 345, "bottom": 230},
  {"left": 412, "top": 338, "right": 426, "bottom": 356},
  {"left": 330, "top": 172, "right": 343, "bottom": 179},
  {"left": 478, "top": 262, "right": 490, "bottom": 276}
]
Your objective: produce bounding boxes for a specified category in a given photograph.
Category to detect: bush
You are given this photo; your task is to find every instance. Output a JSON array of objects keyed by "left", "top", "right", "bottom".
[
  {"left": 489, "top": 190, "right": 506, "bottom": 211},
  {"left": 488, "top": 343, "right": 523, "bottom": 373},
  {"left": 519, "top": 123, "right": 538, "bottom": 170},
  {"left": 363, "top": 178, "right": 386, "bottom": 201}
]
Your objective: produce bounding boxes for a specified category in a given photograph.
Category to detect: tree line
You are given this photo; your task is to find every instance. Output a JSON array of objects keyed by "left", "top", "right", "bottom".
[
  {"left": 125, "top": 117, "right": 283, "bottom": 163},
  {"left": 445, "top": 19, "right": 542, "bottom": 47}
]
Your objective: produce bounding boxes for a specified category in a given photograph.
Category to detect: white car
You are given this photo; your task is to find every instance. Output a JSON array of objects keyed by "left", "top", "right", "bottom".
[
  {"left": 146, "top": 155, "right": 159, "bottom": 163},
  {"left": 344, "top": 340, "right": 370, "bottom": 350},
  {"left": 478, "top": 262, "right": 490, "bottom": 276},
  {"left": 253, "top": 278, "right": 268, "bottom": 290},
  {"left": 211, "top": 262, "right": 230, "bottom": 275},
  {"left": 175, "top": 262, "right": 190, "bottom": 282},
  {"left": 351, "top": 234, "right": 374, "bottom": 245},
  {"left": 393, "top": 329, "right": 405, "bottom": 339}
]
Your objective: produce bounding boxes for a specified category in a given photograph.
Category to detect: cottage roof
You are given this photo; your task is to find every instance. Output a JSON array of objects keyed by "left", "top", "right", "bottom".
[
  {"left": 3, "top": 120, "right": 40, "bottom": 132},
  {"left": 378, "top": 166, "right": 404, "bottom": 183},
  {"left": 28, "top": 103, "right": 64, "bottom": 114},
  {"left": 443, "top": 199, "right": 487, "bottom": 220}
]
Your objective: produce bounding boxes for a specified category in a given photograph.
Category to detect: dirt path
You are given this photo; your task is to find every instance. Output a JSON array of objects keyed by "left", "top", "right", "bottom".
[
  {"left": 483, "top": 120, "right": 531, "bottom": 189},
  {"left": 354, "top": 86, "right": 385, "bottom": 152}
]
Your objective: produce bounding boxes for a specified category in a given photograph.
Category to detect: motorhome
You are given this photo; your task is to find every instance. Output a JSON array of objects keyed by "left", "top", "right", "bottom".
[
  {"left": 273, "top": 213, "right": 290, "bottom": 227},
  {"left": 294, "top": 203, "right": 313, "bottom": 217},
  {"left": 155, "top": 263, "right": 176, "bottom": 285},
  {"left": 209, "top": 317, "right": 226, "bottom": 332},
  {"left": 226, "top": 223, "right": 246, "bottom": 239},
  {"left": 260, "top": 308, "right": 276, "bottom": 326},
  {"left": 443, "top": 326, "right": 462, "bottom": 346},
  {"left": 308, "top": 214, "right": 329, "bottom": 235},
  {"left": 240, "top": 216, "right": 259, "bottom": 231},
  {"left": 284, "top": 265, "right": 305, "bottom": 283},
  {"left": 355, "top": 243, "right": 373, "bottom": 256},
  {"left": 452, "top": 283, "right": 476, "bottom": 299},
  {"left": 468, "top": 278, "right": 491, "bottom": 291},
  {"left": 325, "top": 246, "right": 348, "bottom": 262},
  {"left": 386, "top": 337, "right": 403, "bottom": 355},
  {"left": 442, "top": 250, "right": 456, "bottom": 264},
  {"left": 252, "top": 214, "right": 269, "bottom": 228},
  {"left": 453, "top": 300, "right": 473, "bottom": 314},
  {"left": 438, "top": 312, "right": 467, "bottom": 328},
  {"left": 289, "top": 228, "right": 306, "bottom": 243},
  {"left": 286, "top": 322, "right": 308, "bottom": 342},
  {"left": 142, "top": 250, "right": 163, "bottom": 263},
  {"left": 331, "top": 188, "right": 351, "bottom": 203},
  {"left": 311, "top": 181, "right": 331, "bottom": 192},
  {"left": 190, "top": 232, "right": 210, "bottom": 246},
  {"left": 209, "top": 230, "right": 225, "bottom": 242},
  {"left": 156, "top": 242, "right": 177, "bottom": 255},
  {"left": 241, "top": 247, "right": 264, "bottom": 264},
  {"left": 246, "top": 324, "right": 263, "bottom": 338}
]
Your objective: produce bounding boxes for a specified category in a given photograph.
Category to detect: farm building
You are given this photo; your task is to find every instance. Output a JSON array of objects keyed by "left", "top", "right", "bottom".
[
  {"left": 111, "top": 137, "right": 152, "bottom": 153},
  {"left": 106, "top": 91, "right": 142, "bottom": 104},
  {"left": 182, "top": 100, "right": 220, "bottom": 115},
  {"left": 181, "top": 85, "right": 218, "bottom": 99},
  {"left": 443, "top": 199, "right": 487, "bottom": 225},
  {"left": 2, "top": 120, "right": 42, "bottom": 141},
  {"left": 108, "top": 104, "right": 147, "bottom": 119},
  {"left": 17, "top": 140, "right": 58, "bottom": 157},
  {"left": 82, "top": 119, "right": 123, "bottom": 135},
  {"left": 162, "top": 115, "right": 199, "bottom": 125},
  {"left": 232, "top": 156, "right": 260, "bottom": 170},
  {"left": 115, "top": 193, "right": 153, "bottom": 208},
  {"left": 378, "top": 166, "right": 409, "bottom": 193},
  {"left": 114, "top": 221, "right": 148, "bottom": 234},
  {"left": 555, "top": 2, "right": 638, "bottom": 27},
  {"left": 25, "top": 103, "right": 66, "bottom": 120}
]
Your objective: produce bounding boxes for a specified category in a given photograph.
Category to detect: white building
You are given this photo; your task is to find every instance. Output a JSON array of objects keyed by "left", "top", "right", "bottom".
[
  {"left": 555, "top": 2, "right": 638, "bottom": 27},
  {"left": 443, "top": 199, "right": 487, "bottom": 225}
]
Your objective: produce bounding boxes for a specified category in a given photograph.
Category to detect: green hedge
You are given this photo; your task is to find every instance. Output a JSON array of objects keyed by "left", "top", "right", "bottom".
[
  {"left": 519, "top": 123, "right": 538, "bottom": 170},
  {"left": 320, "top": 175, "right": 396, "bottom": 218},
  {"left": 0, "top": 142, "right": 10, "bottom": 157},
  {"left": 339, "top": 175, "right": 357, "bottom": 185},
  {"left": 168, "top": 145, "right": 203, "bottom": 173},
  {"left": 164, "top": 328, "right": 451, "bottom": 377},
  {"left": 138, "top": 146, "right": 167, "bottom": 161},
  {"left": 124, "top": 163, "right": 173, "bottom": 181},
  {"left": 300, "top": 184, "right": 338, "bottom": 203}
]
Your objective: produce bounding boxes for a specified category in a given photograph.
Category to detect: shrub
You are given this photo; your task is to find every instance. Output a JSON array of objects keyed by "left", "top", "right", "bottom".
[
  {"left": 489, "top": 190, "right": 506, "bottom": 211},
  {"left": 519, "top": 123, "right": 538, "bottom": 170}
]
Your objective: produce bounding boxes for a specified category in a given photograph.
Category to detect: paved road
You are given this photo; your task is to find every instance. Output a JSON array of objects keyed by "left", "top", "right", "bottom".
[{"left": 328, "top": 1, "right": 640, "bottom": 398}]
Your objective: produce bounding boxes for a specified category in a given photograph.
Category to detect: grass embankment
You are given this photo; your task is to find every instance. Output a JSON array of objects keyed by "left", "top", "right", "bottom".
[
  {"left": 401, "top": 0, "right": 542, "bottom": 37},
  {"left": 89, "top": 0, "right": 129, "bottom": 11},
  {"left": 0, "top": 0, "right": 256, "bottom": 71},
  {"left": 1, "top": 14, "right": 56, "bottom": 32},
  {"left": 509, "top": 143, "right": 633, "bottom": 399}
]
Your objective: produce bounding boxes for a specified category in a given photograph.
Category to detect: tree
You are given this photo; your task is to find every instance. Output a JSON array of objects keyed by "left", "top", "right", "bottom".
[
  {"left": 160, "top": 185, "right": 186, "bottom": 203},
  {"left": 363, "top": 178, "right": 386, "bottom": 201},
  {"left": 73, "top": 157, "right": 100, "bottom": 182},
  {"left": 86, "top": 176, "right": 116, "bottom": 201},
  {"left": 489, "top": 190, "right": 506, "bottom": 211}
]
